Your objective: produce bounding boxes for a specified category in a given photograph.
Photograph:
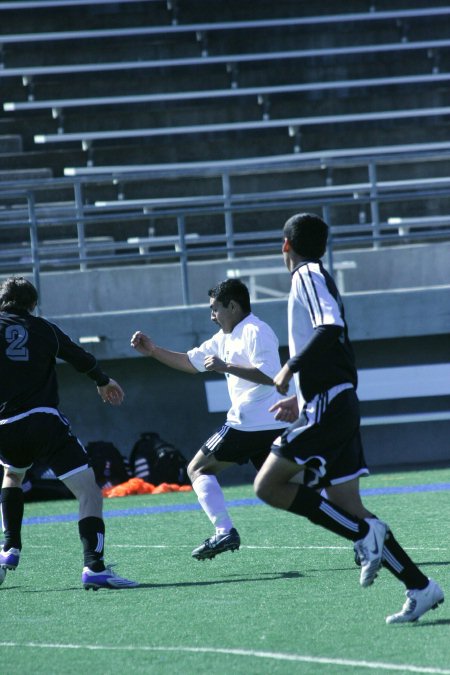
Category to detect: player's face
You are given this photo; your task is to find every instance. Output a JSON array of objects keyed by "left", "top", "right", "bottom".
[
  {"left": 282, "top": 237, "right": 292, "bottom": 270},
  {"left": 209, "top": 298, "right": 234, "bottom": 333}
]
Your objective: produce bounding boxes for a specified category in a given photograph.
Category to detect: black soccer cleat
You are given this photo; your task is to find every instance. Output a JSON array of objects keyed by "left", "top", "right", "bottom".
[{"left": 192, "top": 528, "right": 241, "bottom": 560}]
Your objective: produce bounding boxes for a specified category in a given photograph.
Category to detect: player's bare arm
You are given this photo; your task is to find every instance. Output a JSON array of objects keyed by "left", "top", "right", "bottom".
[
  {"left": 130, "top": 330, "right": 156, "bottom": 356},
  {"left": 97, "top": 378, "right": 124, "bottom": 406},
  {"left": 204, "top": 355, "right": 274, "bottom": 385},
  {"left": 273, "top": 363, "right": 293, "bottom": 395},
  {"left": 131, "top": 330, "right": 197, "bottom": 373},
  {"left": 269, "top": 394, "right": 299, "bottom": 423}
]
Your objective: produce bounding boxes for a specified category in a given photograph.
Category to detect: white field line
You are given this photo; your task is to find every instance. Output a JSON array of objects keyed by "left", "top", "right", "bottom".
[
  {"left": 24, "top": 543, "right": 447, "bottom": 552},
  {"left": 0, "top": 643, "right": 449, "bottom": 674},
  {"left": 104, "top": 544, "right": 448, "bottom": 551}
]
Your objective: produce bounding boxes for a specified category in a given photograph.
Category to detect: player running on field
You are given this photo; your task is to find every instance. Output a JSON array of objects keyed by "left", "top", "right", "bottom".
[
  {"left": 0, "top": 276, "right": 138, "bottom": 590},
  {"left": 254, "top": 213, "right": 444, "bottom": 624},
  {"left": 131, "top": 278, "right": 286, "bottom": 560}
]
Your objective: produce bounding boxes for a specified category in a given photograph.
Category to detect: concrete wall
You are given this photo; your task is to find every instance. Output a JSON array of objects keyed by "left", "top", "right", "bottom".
[{"left": 32, "top": 241, "right": 450, "bottom": 316}]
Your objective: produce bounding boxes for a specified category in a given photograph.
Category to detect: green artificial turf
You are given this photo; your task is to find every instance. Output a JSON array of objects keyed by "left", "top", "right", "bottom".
[{"left": 0, "top": 467, "right": 449, "bottom": 674}]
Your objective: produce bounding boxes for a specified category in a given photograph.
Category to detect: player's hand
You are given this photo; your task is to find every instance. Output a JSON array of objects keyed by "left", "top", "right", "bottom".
[
  {"left": 97, "top": 379, "right": 124, "bottom": 406},
  {"left": 130, "top": 330, "right": 155, "bottom": 356},
  {"left": 204, "top": 355, "right": 227, "bottom": 372},
  {"left": 273, "top": 363, "right": 293, "bottom": 395},
  {"left": 269, "top": 395, "right": 299, "bottom": 423}
]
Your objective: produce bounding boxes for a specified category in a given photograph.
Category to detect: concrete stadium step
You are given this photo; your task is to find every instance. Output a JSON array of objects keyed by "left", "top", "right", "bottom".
[
  {"left": 0, "top": 148, "right": 86, "bottom": 176},
  {"left": 0, "top": 168, "right": 53, "bottom": 182},
  {"left": 0, "top": 135, "right": 23, "bottom": 154}
]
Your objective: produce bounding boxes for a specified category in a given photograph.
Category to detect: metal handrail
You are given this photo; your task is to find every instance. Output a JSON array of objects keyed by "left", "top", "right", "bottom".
[{"left": 1, "top": 147, "right": 450, "bottom": 307}]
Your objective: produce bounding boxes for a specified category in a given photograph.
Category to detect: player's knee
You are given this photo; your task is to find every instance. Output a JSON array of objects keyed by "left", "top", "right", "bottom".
[
  {"left": 254, "top": 473, "right": 275, "bottom": 505},
  {"left": 188, "top": 451, "right": 217, "bottom": 483},
  {"left": 3, "top": 468, "right": 25, "bottom": 489},
  {"left": 187, "top": 459, "right": 199, "bottom": 482}
]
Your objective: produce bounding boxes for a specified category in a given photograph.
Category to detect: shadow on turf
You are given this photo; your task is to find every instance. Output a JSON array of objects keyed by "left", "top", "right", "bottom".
[
  {"left": 104, "top": 569, "right": 303, "bottom": 590},
  {"left": 308, "top": 559, "right": 450, "bottom": 575},
  {"left": 411, "top": 618, "right": 450, "bottom": 627},
  {"left": 18, "top": 570, "right": 303, "bottom": 592}
]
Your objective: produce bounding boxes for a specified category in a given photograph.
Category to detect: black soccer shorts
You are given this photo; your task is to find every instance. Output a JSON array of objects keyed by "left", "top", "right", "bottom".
[
  {"left": 271, "top": 387, "right": 369, "bottom": 489},
  {"left": 201, "top": 425, "right": 286, "bottom": 469},
  {"left": 0, "top": 410, "right": 89, "bottom": 479}
]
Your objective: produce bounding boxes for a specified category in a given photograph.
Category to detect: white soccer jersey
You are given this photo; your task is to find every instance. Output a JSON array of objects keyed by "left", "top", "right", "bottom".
[
  {"left": 187, "top": 313, "right": 286, "bottom": 431},
  {"left": 288, "top": 260, "right": 344, "bottom": 354}
]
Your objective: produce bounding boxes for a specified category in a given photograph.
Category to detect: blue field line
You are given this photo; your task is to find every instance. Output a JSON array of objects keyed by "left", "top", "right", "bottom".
[
  {"left": 360, "top": 482, "right": 450, "bottom": 496},
  {"left": 22, "top": 482, "right": 450, "bottom": 526}
]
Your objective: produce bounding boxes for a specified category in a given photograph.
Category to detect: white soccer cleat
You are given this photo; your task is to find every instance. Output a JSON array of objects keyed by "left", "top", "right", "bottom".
[
  {"left": 386, "top": 578, "right": 444, "bottom": 624},
  {"left": 354, "top": 518, "right": 388, "bottom": 588}
]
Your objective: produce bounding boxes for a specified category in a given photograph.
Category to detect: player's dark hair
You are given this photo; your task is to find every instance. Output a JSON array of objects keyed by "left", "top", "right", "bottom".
[
  {"left": 283, "top": 213, "right": 328, "bottom": 259},
  {"left": 208, "top": 278, "right": 251, "bottom": 314},
  {"left": 0, "top": 276, "right": 38, "bottom": 312}
]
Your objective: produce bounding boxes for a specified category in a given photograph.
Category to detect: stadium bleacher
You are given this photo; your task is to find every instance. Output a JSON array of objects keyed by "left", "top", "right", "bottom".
[
  {"left": 1, "top": 0, "right": 450, "bottom": 253},
  {"left": 1, "top": 2, "right": 450, "bottom": 171}
]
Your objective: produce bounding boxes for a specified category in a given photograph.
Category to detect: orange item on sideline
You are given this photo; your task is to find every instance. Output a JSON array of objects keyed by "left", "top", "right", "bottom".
[{"left": 102, "top": 477, "right": 192, "bottom": 498}]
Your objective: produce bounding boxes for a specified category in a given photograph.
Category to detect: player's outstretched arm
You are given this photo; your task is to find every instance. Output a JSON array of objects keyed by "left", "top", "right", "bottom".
[
  {"left": 97, "top": 378, "right": 124, "bottom": 406},
  {"left": 130, "top": 330, "right": 156, "bottom": 355},
  {"left": 130, "top": 330, "right": 197, "bottom": 373}
]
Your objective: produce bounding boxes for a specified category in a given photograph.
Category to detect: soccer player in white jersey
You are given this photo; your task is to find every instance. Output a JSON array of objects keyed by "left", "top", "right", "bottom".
[
  {"left": 131, "top": 278, "right": 286, "bottom": 560},
  {"left": 254, "top": 213, "right": 444, "bottom": 624}
]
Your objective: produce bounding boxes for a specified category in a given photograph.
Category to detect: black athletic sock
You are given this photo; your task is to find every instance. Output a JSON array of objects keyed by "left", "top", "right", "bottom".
[
  {"left": 78, "top": 516, "right": 106, "bottom": 572},
  {"left": 382, "top": 530, "right": 428, "bottom": 590},
  {"left": 288, "top": 484, "right": 369, "bottom": 542},
  {"left": 0, "top": 487, "right": 24, "bottom": 550}
]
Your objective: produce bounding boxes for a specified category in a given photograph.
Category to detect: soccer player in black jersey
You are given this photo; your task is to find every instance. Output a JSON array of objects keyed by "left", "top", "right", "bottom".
[
  {"left": 254, "top": 213, "right": 444, "bottom": 624},
  {"left": 0, "top": 277, "right": 137, "bottom": 590}
]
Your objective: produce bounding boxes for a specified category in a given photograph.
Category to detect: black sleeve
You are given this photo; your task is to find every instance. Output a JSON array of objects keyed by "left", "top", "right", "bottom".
[
  {"left": 287, "top": 325, "right": 343, "bottom": 373},
  {"left": 45, "top": 319, "right": 110, "bottom": 386},
  {"left": 84, "top": 365, "right": 110, "bottom": 387}
]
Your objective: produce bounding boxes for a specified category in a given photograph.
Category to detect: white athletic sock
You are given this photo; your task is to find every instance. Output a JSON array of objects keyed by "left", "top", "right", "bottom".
[{"left": 192, "top": 474, "right": 233, "bottom": 534}]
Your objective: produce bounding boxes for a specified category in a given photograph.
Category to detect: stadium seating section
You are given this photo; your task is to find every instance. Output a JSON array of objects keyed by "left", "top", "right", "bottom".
[{"left": 1, "top": 0, "right": 450, "bottom": 251}]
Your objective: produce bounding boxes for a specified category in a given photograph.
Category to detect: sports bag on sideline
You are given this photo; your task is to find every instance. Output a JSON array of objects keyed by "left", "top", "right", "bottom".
[
  {"left": 86, "top": 441, "right": 130, "bottom": 488},
  {"left": 129, "top": 432, "right": 189, "bottom": 486}
]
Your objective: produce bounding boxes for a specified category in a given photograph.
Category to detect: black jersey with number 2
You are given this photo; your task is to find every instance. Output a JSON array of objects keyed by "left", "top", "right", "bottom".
[{"left": 0, "top": 309, "right": 108, "bottom": 418}]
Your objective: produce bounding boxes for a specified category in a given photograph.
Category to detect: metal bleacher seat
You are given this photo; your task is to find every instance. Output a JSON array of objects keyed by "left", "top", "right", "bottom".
[
  {"left": 91, "top": 175, "right": 450, "bottom": 210},
  {"left": 4, "top": 71, "right": 450, "bottom": 123},
  {"left": 0, "top": 0, "right": 150, "bottom": 8},
  {"left": 0, "top": 38, "right": 448, "bottom": 96},
  {"left": 1, "top": 6, "right": 450, "bottom": 49},
  {"left": 63, "top": 140, "right": 450, "bottom": 176},
  {"left": 32, "top": 104, "right": 450, "bottom": 151}
]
